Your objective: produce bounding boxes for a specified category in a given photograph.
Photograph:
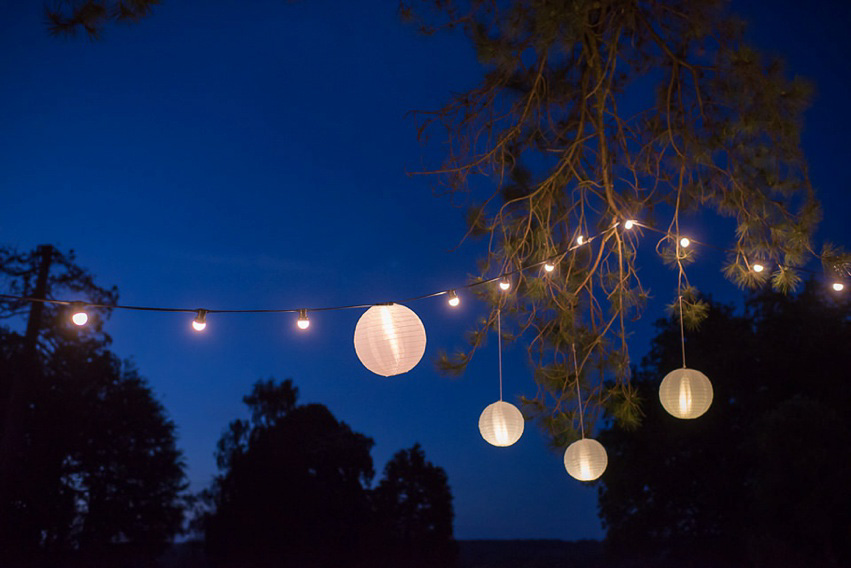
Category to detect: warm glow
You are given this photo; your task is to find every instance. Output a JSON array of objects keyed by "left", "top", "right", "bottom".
[
  {"left": 752, "top": 263, "right": 765, "bottom": 273},
  {"left": 576, "top": 235, "right": 585, "bottom": 245},
  {"left": 297, "top": 309, "right": 310, "bottom": 330},
  {"left": 499, "top": 277, "right": 510, "bottom": 291},
  {"left": 624, "top": 220, "right": 635, "bottom": 230},
  {"left": 447, "top": 290, "right": 460, "bottom": 307},
  {"left": 564, "top": 438, "right": 608, "bottom": 481},
  {"left": 543, "top": 262, "right": 555, "bottom": 273},
  {"left": 192, "top": 310, "right": 207, "bottom": 332},
  {"left": 478, "top": 401, "right": 524, "bottom": 447},
  {"left": 833, "top": 282, "right": 845, "bottom": 292},
  {"left": 679, "top": 237, "right": 691, "bottom": 248},
  {"left": 71, "top": 311, "right": 88, "bottom": 326},
  {"left": 353, "top": 304, "right": 426, "bottom": 377},
  {"left": 659, "top": 367, "right": 713, "bottom": 419}
]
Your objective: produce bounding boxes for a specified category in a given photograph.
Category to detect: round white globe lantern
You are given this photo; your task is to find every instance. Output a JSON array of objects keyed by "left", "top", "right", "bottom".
[
  {"left": 564, "top": 438, "right": 608, "bottom": 481},
  {"left": 659, "top": 367, "right": 713, "bottom": 419},
  {"left": 478, "top": 401, "right": 524, "bottom": 447},
  {"left": 353, "top": 304, "right": 426, "bottom": 377}
]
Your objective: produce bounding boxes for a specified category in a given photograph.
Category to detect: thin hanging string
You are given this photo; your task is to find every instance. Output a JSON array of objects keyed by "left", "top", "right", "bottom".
[
  {"left": 497, "top": 308, "right": 503, "bottom": 401},
  {"left": 571, "top": 343, "right": 585, "bottom": 440},
  {"left": 678, "top": 294, "right": 687, "bottom": 368}
]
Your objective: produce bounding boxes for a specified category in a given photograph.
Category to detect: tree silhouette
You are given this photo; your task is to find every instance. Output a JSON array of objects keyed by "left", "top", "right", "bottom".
[
  {"left": 204, "top": 379, "right": 376, "bottom": 567},
  {"left": 597, "top": 283, "right": 851, "bottom": 567},
  {"left": 0, "top": 245, "right": 186, "bottom": 565},
  {"left": 45, "top": 0, "right": 160, "bottom": 38},
  {"left": 373, "top": 443, "right": 457, "bottom": 567}
]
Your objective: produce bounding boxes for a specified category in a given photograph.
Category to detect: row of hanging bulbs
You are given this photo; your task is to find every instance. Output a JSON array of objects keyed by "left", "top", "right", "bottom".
[{"left": 58, "top": 221, "right": 846, "bottom": 482}]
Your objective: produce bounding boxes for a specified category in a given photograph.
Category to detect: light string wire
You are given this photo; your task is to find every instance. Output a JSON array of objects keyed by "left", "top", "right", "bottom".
[
  {"left": 571, "top": 342, "right": 585, "bottom": 440},
  {"left": 0, "top": 221, "right": 843, "bottom": 316}
]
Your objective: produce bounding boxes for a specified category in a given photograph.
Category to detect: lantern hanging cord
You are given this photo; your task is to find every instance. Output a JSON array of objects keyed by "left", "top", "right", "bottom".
[
  {"left": 571, "top": 343, "right": 585, "bottom": 440},
  {"left": 497, "top": 308, "right": 503, "bottom": 402}
]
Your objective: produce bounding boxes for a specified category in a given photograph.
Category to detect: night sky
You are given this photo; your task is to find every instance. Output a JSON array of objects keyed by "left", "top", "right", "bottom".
[{"left": 1, "top": 0, "right": 849, "bottom": 540}]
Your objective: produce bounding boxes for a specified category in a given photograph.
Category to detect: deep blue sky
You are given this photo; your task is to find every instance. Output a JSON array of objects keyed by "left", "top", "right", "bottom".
[{"left": 1, "top": 0, "right": 849, "bottom": 540}]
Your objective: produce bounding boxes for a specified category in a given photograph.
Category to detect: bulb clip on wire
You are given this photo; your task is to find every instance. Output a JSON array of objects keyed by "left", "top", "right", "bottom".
[
  {"left": 498, "top": 277, "right": 511, "bottom": 291},
  {"left": 192, "top": 309, "right": 207, "bottom": 331},
  {"left": 70, "top": 302, "right": 88, "bottom": 326},
  {"left": 297, "top": 309, "right": 310, "bottom": 329},
  {"left": 543, "top": 261, "right": 555, "bottom": 273},
  {"left": 576, "top": 235, "right": 585, "bottom": 246},
  {"left": 447, "top": 290, "right": 460, "bottom": 307}
]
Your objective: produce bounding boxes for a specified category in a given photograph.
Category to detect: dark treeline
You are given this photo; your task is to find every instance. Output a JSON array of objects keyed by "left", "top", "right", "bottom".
[{"left": 0, "top": 245, "right": 456, "bottom": 568}]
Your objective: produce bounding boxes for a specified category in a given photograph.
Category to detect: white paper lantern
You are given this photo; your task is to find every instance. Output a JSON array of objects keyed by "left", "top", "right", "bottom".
[
  {"left": 563, "top": 438, "right": 608, "bottom": 481},
  {"left": 659, "top": 367, "right": 713, "bottom": 419},
  {"left": 353, "top": 304, "right": 426, "bottom": 377},
  {"left": 478, "top": 401, "right": 524, "bottom": 447}
]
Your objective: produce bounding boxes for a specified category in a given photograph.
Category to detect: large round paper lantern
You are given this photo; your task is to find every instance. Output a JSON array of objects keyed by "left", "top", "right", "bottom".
[
  {"left": 659, "top": 367, "right": 713, "bottom": 419},
  {"left": 564, "top": 438, "right": 608, "bottom": 481},
  {"left": 478, "top": 401, "right": 524, "bottom": 447},
  {"left": 353, "top": 304, "right": 426, "bottom": 377}
]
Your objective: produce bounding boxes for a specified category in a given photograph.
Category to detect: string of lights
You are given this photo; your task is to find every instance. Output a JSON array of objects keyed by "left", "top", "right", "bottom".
[{"left": 0, "top": 219, "right": 845, "bottom": 332}]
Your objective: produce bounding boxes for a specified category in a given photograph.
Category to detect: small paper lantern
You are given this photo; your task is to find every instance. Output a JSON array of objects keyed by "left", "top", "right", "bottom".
[
  {"left": 564, "top": 438, "right": 607, "bottom": 481},
  {"left": 659, "top": 367, "right": 713, "bottom": 419},
  {"left": 353, "top": 304, "right": 426, "bottom": 377},
  {"left": 478, "top": 401, "right": 524, "bottom": 447}
]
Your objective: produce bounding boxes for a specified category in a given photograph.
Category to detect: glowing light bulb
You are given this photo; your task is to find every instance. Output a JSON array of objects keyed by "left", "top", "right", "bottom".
[
  {"left": 69, "top": 302, "right": 88, "bottom": 326},
  {"left": 624, "top": 220, "right": 635, "bottom": 230},
  {"left": 576, "top": 235, "right": 585, "bottom": 245},
  {"left": 752, "top": 263, "right": 764, "bottom": 273},
  {"left": 833, "top": 282, "right": 845, "bottom": 292},
  {"left": 499, "top": 277, "right": 511, "bottom": 291},
  {"left": 192, "top": 310, "right": 207, "bottom": 332},
  {"left": 297, "top": 309, "right": 310, "bottom": 329},
  {"left": 544, "top": 262, "right": 555, "bottom": 273},
  {"left": 447, "top": 290, "right": 460, "bottom": 307},
  {"left": 679, "top": 237, "right": 691, "bottom": 248}
]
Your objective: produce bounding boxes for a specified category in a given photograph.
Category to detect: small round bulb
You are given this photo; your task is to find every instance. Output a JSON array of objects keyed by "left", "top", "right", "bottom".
[
  {"left": 192, "top": 310, "right": 207, "bottom": 332},
  {"left": 752, "top": 263, "right": 764, "bottom": 273},
  {"left": 544, "top": 262, "right": 555, "bottom": 273},
  {"left": 499, "top": 277, "right": 510, "bottom": 291},
  {"left": 679, "top": 237, "right": 690, "bottom": 248},
  {"left": 833, "top": 282, "right": 845, "bottom": 292},
  {"left": 71, "top": 302, "right": 89, "bottom": 325},
  {"left": 624, "top": 220, "right": 635, "bottom": 230},
  {"left": 576, "top": 235, "right": 585, "bottom": 245},
  {"left": 447, "top": 290, "right": 460, "bottom": 307},
  {"left": 297, "top": 309, "right": 310, "bottom": 330}
]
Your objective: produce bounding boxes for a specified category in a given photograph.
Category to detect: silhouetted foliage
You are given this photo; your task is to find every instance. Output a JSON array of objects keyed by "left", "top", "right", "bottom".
[
  {"left": 204, "top": 379, "right": 376, "bottom": 567},
  {"left": 597, "top": 282, "right": 851, "bottom": 567},
  {"left": 373, "top": 444, "right": 457, "bottom": 567},
  {"left": 45, "top": 0, "right": 160, "bottom": 38},
  {"left": 203, "top": 379, "right": 457, "bottom": 567},
  {"left": 0, "top": 246, "right": 186, "bottom": 565}
]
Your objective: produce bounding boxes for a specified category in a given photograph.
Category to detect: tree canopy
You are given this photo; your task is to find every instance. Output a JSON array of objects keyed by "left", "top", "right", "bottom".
[
  {"left": 597, "top": 283, "right": 851, "bottom": 566},
  {"left": 0, "top": 246, "right": 186, "bottom": 565},
  {"left": 409, "top": 0, "right": 850, "bottom": 444},
  {"left": 203, "top": 378, "right": 456, "bottom": 568}
]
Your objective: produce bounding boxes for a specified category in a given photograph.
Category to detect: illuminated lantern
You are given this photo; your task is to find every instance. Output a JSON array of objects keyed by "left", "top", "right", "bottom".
[
  {"left": 564, "top": 438, "right": 607, "bottom": 481},
  {"left": 659, "top": 367, "right": 713, "bottom": 419},
  {"left": 478, "top": 401, "right": 524, "bottom": 447},
  {"left": 353, "top": 304, "right": 426, "bottom": 377}
]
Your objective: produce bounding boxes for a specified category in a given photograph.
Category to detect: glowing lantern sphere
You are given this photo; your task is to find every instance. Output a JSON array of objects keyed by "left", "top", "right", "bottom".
[
  {"left": 659, "top": 367, "right": 713, "bottom": 419},
  {"left": 71, "top": 311, "right": 88, "bottom": 326},
  {"left": 564, "top": 438, "right": 608, "bottom": 481},
  {"left": 354, "top": 304, "right": 426, "bottom": 377},
  {"left": 478, "top": 401, "right": 524, "bottom": 447}
]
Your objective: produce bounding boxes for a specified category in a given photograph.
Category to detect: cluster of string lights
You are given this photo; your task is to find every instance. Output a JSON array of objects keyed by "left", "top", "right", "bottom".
[{"left": 2, "top": 219, "right": 847, "bottom": 482}]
